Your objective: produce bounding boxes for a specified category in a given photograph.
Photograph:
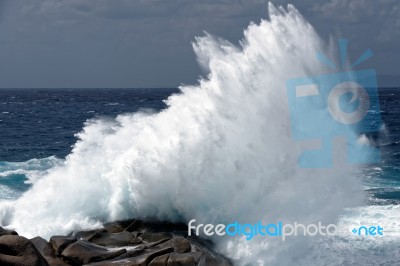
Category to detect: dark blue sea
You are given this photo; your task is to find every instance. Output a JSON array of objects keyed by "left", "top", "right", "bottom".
[
  {"left": 0, "top": 87, "right": 399, "bottom": 204},
  {"left": 0, "top": 88, "right": 179, "bottom": 199}
]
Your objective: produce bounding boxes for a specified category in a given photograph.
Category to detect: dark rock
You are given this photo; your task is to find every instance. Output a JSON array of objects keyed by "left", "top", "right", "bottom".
[
  {"left": 124, "top": 220, "right": 142, "bottom": 233},
  {"left": 154, "top": 238, "right": 191, "bottom": 254},
  {"left": 0, "top": 219, "right": 232, "bottom": 265},
  {"left": 103, "top": 221, "right": 126, "bottom": 233},
  {"left": 130, "top": 237, "right": 142, "bottom": 245},
  {"left": 139, "top": 232, "right": 172, "bottom": 243},
  {"left": 171, "top": 237, "right": 191, "bottom": 254},
  {"left": 148, "top": 253, "right": 169, "bottom": 265},
  {"left": 87, "top": 231, "right": 135, "bottom": 247},
  {"left": 74, "top": 229, "right": 103, "bottom": 240},
  {"left": 139, "top": 238, "right": 171, "bottom": 250},
  {"left": 167, "top": 252, "right": 198, "bottom": 266},
  {"left": 0, "top": 226, "right": 18, "bottom": 236},
  {"left": 30, "top": 237, "right": 54, "bottom": 257},
  {"left": 111, "top": 246, "right": 146, "bottom": 260},
  {"left": 124, "top": 220, "right": 187, "bottom": 234},
  {"left": 108, "top": 219, "right": 140, "bottom": 230},
  {"left": 30, "top": 237, "right": 70, "bottom": 266},
  {"left": 88, "top": 247, "right": 173, "bottom": 266},
  {"left": 0, "top": 235, "right": 49, "bottom": 266},
  {"left": 50, "top": 236, "right": 77, "bottom": 256},
  {"left": 146, "top": 221, "right": 187, "bottom": 234},
  {"left": 61, "top": 240, "right": 126, "bottom": 265}
]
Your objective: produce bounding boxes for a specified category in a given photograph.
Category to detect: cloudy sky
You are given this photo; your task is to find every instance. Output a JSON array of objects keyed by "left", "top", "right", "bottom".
[{"left": 0, "top": 0, "right": 398, "bottom": 88}]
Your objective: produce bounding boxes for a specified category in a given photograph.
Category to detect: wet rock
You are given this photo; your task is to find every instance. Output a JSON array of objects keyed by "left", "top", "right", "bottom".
[
  {"left": 124, "top": 220, "right": 187, "bottom": 235},
  {"left": 130, "top": 236, "right": 143, "bottom": 245},
  {"left": 124, "top": 220, "right": 142, "bottom": 232},
  {"left": 74, "top": 229, "right": 103, "bottom": 240},
  {"left": 61, "top": 240, "right": 126, "bottom": 265},
  {"left": 87, "top": 231, "right": 134, "bottom": 246},
  {"left": 171, "top": 237, "right": 191, "bottom": 254},
  {"left": 167, "top": 252, "right": 198, "bottom": 266},
  {"left": 30, "top": 237, "right": 70, "bottom": 266},
  {"left": 88, "top": 247, "right": 173, "bottom": 266},
  {"left": 0, "top": 235, "right": 48, "bottom": 266},
  {"left": 139, "top": 238, "right": 171, "bottom": 250},
  {"left": 148, "top": 253, "right": 169, "bottom": 265},
  {"left": 0, "top": 226, "right": 18, "bottom": 236},
  {"left": 50, "top": 236, "right": 77, "bottom": 256},
  {"left": 155, "top": 237, "right": 191, "bottom": 254},
  {"left": 30, "top": 237, "right": 54, "bottom": 257},
  {"left": 103, "top": 221, "right": 127, "bottom": 233},
  {"left": 139, "top": 232, "right": 173, "bottom": 243},
  {"left": 0, "top": 219, "right": 232, "bottom": 266},
  {"left": 111, "top": 246, "right": 146, "bottom": 260}
]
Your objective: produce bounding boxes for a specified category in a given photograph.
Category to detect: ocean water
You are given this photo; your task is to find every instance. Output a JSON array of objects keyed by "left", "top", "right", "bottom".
[
  {"left": 1, "top": 88, "right": 398, "bottom": 203},
  {"left": 364, "top": 88, "right": 400, "bottom": 205},
  {"left": 0, "top": 88, "right": 178, "bottom": 199},
  {"left": 0, "top": 4, "right": 399, "bottom": 266}
]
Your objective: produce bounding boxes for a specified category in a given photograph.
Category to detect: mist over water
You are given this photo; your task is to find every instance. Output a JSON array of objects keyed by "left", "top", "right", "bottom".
[{"left": 0, "top": 4, "right": 379, "bottom": 265}]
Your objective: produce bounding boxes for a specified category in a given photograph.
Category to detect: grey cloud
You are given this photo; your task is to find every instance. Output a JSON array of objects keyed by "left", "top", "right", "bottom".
[
  {"left": 269, "top": 0, "right": 400, "bottom": 79},
  {"left": 0, "top": 0, "right": 398, "bottom": 88}
]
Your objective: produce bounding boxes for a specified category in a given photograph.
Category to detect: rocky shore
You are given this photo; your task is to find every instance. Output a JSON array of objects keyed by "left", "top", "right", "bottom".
[{"left": 0, "top": 220, "right": 232, "bottom": 266}]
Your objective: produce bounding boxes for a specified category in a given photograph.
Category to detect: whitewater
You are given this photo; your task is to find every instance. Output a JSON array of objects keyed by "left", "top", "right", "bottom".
[{"left": 1, "top": 3, "right": 399, "bottom": 265}]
